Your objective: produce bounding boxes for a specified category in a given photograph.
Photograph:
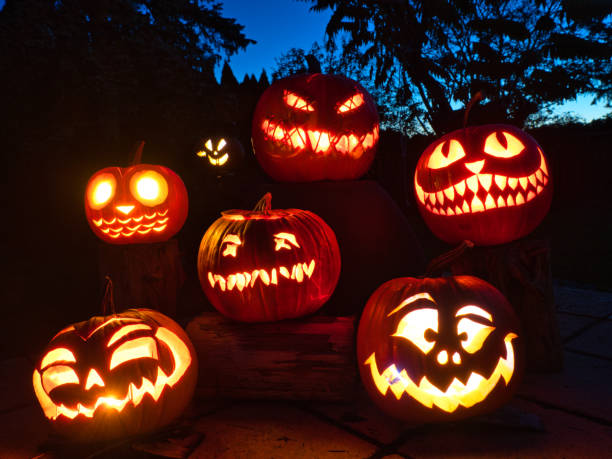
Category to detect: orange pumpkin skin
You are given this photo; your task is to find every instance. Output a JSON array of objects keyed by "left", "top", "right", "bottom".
[
  {"left": 357, "top": 276, "right": 523, "bottom": 423},
  {"left": 252, "top": 73, "right": 380, "bottom": 182},
  {"left": 85, "top": 163, "right": 188, "bottom": 244},
  {"left": 33, "top": 309, "right": 198, "bottom": 441},
  {"left": 414, "top": 124, "right": 552, "bottom": 245},
  {"left": 197, "top": 194, "right": 341, "bottom": 322}
]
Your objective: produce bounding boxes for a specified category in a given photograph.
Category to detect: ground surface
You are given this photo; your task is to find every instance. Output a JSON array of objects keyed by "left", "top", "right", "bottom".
[{"left": 1, "top": 283, "right": 610, "bottom": 458}]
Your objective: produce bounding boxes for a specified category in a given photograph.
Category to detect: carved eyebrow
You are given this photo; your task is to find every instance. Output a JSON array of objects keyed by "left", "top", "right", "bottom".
[
  {"left": 274, "top": 232, "right": 299, "bottom": 247},
  {"left": 455, "top": 305, "right": 493, "bottom": 322},
  {"left": 41, "top": 348, "right": 76, "bottom": 370},
  {"left": 107, "top": 324, "right": 153, "bottom": 347},
  {"left": 387, "top": 292, "right": 435, "bottom": 317}
]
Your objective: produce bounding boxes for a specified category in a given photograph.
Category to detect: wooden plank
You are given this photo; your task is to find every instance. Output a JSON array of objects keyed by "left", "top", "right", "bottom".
[{"left": 186, "top": 313, "right": 358, "bottom": 401}]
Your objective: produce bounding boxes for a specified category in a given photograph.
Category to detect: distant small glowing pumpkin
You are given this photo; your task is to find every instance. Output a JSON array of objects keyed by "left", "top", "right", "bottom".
[
  {"left": 196, "top": 136, "right": 245, "bottom": 169},
  {"left": 357, "top": 275, "right": 523, "bottom": 422},
  {"left": 33, "top": 309, "right": 198, "bottom": 441},
  {"left": 414, "top": 124, "right": 552, "bottom": 245}
]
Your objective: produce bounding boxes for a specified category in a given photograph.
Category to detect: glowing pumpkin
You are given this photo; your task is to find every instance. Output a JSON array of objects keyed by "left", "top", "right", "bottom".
[
  {"left": 33, "top": 309, "right": 197, "bottom": 441},
  {"left": 196, "top": 136, "right": 245, "bottom": 171},
  {"left": 197, "top": 193, "right": 341, "bottom": 322},
  {"left": 357, "top": 275, "right": 523, "bottom": 422},
  {"left": 252, "top": 73, "right": 380, "bottom": 182},
  {"left": 85, "top": 160, "right": 188, "bottom": 244},
  {"left": 414, "top": 124, "right": 552, "bottom": 245}
]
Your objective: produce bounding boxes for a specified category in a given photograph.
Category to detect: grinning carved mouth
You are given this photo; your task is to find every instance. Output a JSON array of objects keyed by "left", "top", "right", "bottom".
[
  {"left": 92, "top": 210, "right": 168, "bottom": 238},
  {"left": 261, "top": 119, "right": 379, "bottom": 158},
  {"left": 208, "top": 154, "right": 228, "bottom": 166},
  {"left": 208, "top": 259, "right": 316, "bottom": 292},
  {"left": 416, "top": 150, "right": 549, "bottom": 215},
  {"left": 32, "top": 328, "right": 191, "bottom": 420},
  {"left": 364, "top": 334, "right": 516, "bottom": 413}
]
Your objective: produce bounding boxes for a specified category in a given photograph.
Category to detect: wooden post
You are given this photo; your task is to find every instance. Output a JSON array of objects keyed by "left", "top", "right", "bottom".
[
  {"left": 97, "top": 239, "right": 184, "bottom": 317},
  {"left": 448, "top": 239, "right": 563, "bottom": 372},
  {"left": 186, "top": 313, "right": 359, "bottom": 401}
]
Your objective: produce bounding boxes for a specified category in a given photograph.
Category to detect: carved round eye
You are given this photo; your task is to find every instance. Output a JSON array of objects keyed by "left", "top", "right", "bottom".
[
  {"left": 42, "top": 365, "right": 80, "bottom": 392},
  {"left": 457, "top": 317, "right": 495, "bottom": 353},
  {"left": 87, "top": 173, "right": 116, "bottom": 209},
  {"left": 484, "top": 132, "right": 525, "bottom": 158},
  {"left": 283, "top": 90, "right": 314, "bottom": 112},
  {"left": 427, "top": 140, "right": 466, "bottom": 169},
  {"left": 393, "top": 308, "right": 439, "bottom": 354},
  {"left": 221, "top": 234, "right": 242, "bottom": 257},
  {"left": 273, "top": 232, "right": 300, "bottom": 251},
  {"left": 130, "top": 170, "right": 168, "bottom": 206},
  {"left": 337, "top": 93, "right": 364, "bottom": 113}
]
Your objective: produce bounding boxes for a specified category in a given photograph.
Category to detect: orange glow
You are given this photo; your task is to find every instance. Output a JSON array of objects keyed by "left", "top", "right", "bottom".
[
  {"left": 437, "top": 350, "right": 449, "bottom": 365},
  {"left": 337, "top": 93, "right": 365, "bottom": 113},
  {"left": 427, "top": 140, "right": 466, "bottom": 169},
  {"left": 273, "top": 232, "right": 300, "bottom": 251},
  {"left": 85, "top": 369, "right": 105, "bottom": 390},
  {"left": 208, "top": 153, "right": 229, "bottom": 166},
  {"left": 283, "top": 90, "right": 314, "bottom": 111},
  {"left": 116, "top": 205, "right": 134, "bottom": 215},
  {"left": 107, "top": 324, "right": 153, "bottom": 347},
  {"left": 387, "top": 292, "right": 435, "bottom": 317},
  {"left": 393, "top": 308, "right": 438, "bottom": 354},
  {"left": 33, "top": 326, "right": 192, "bottom": 420},
  {"left": 484, "top": 132, "right": 525, "bottom": 158},
  {"left": 465, "top": 160, "right": 485, "bottom": 174},
  {"left": 109, "top": 337, "right": 158, "bottom": 370},
  {"left": 87, "top": 173, "right": 117, "bottom": 210},
  {"left": 364, "top": 333, "right": 517, "bottom": 412},
  {"left": 130, "top": 170, "right": 168, "bottom": 206},
  {"left": 221, "top": 234, "right": 242, "bottom": 257},
  {"left": 42, "top": 365, "right": 79, "bottom": 393},
  {"left": 41, "top": 348, "right": 76, "bottom": 370}
]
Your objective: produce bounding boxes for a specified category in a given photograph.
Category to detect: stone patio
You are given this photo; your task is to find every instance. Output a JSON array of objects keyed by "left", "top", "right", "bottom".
[{"left": 1, "top": 283, "right": 611, "bottom": 458}]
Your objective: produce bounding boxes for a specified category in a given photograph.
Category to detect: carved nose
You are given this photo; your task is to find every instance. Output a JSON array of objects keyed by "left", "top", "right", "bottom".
[
  {"left": 116, "top": 205, "right": 134, "bottom": 215},
  {"left": 465, "top": 160, "right": 485, "bottom": 174}
]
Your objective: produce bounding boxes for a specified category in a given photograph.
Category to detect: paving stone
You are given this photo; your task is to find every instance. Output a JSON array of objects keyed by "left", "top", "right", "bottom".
[
  {"left": 306, "top": 390, "right": 406, "bottom": 446},
  {"left": 556, "top": 312, "right": 599, "bottom": 341},
  {"left": 565, "top": 318, "right": 612, "bottom": 359},
  {"left": 554, "top": 284, "right": 612, "bottom": 318},
  {"left": 518, "top": 351, "right": 612, "bottom": 423},
  {"left": 396, "top": 398, "right": 612, "bottom": 458},
  {"left": 0, "top": 404, "right": 50, "bottom": 459},
  {"left": 0, "top": 357, "right": 36, "bottom": 412},
  {"left": 190, "top": 401, "right": 377, "bottom": 458}
]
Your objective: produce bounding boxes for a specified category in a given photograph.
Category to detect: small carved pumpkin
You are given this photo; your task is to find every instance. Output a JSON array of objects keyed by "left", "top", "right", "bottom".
[
  {"left": 252, "top": 73, "right": 380, "bottom": 182},
  {"left": 357, "top": 276, "right": 523, "bottom": 422},
  {"left": 33, "top": 309, "right": 198, "bottom": 441},
  {"left": 196, "top": 136, "right": 245, "bottom": 171},
  {"left": 85, "top": 155, "right": 188, "bottom": 244},
  {"left": 197, "top": 193, "right": 341, "bottom": 322},
  {"left": 414, "top": 124, "right": 552, "bottom": 245}
]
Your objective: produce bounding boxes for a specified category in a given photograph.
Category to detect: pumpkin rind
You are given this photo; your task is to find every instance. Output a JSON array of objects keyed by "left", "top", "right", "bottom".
[
  {"left": 197, "top": 194, "right": 341, "bottom": 322},
  {"left": 33, "top": 309, "right": 198, "bottom": 441},
  {"left": 357, "top": 276, "right": 523, "bottom": 422},
  {"left": 252, "top": 73, "right": 380, "bottom": 182},
  {"left": 414, "top": 124, "right": 552, "bottom": 245}
]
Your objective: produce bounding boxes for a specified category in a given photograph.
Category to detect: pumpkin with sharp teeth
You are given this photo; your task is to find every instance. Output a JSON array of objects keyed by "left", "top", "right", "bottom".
[
  {"left": 85, "top": 160, "right": 188, "bottom": 244},
  {"left": 197, "top": 193, "right": 341, "bottom": 322},
  {"left": 414, "top": 124, "right": 552, "bottom": 245},
  {"left": 251, "top": 73, "right": 380, "bottom": 182},
  {"left": 357, "top": 275, "right": 523, "bottom": 422},
  {"left": 33, "top": 309, "right": 198, "bottom": 441}
]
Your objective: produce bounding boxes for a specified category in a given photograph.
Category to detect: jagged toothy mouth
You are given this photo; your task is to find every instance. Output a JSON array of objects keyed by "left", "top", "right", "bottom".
[
  {"left": 92, "top": 210, "right": 168, "bottom": 238},
  {"left": 261, "top": 119, "right": 379, "bottom": 158},
  {"left": 364, "top": 333, "right": 517, "bottom": 413},
  {"left": 208, "top": 259, "right": 316, "bottom": 292},
  {"left": 415, "top": 150, "right": 549, "bottom": 215}
]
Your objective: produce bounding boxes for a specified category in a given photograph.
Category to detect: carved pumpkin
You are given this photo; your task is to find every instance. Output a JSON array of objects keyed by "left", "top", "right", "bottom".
[
  {"left": 197, "top": 193, "right": 341, "bottom": 322},
  {"left": 357, "top": 276, "right": 523, "bottom": 422},
  {"left": 252, "top": 73, "right": 380, "bottom": 182},
  {"left": 414, "top": 124, "right": 552, "bottom": 245},
  {"left": 33, "top": 309, "right": 197, "bottom": 441},
  {"left": 85, "top": 157, "right": 188, "bottom": 244},
  {"left": 196, "top": 136, "right": 245, "bottom": 171}
]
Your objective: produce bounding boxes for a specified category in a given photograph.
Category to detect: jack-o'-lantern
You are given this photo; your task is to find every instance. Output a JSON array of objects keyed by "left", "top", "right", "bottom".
[
  {"left": 197, "top": 193, "right": 341, "bottom": 322},
  {"left": 196, "top": 136, "right": 245, "bottom": 171},
  {"left": 357, "top": 276, "right": 523, "bottom": 422},
  {"left": 33, "top": 309, "right": 198, "bottom": 441},
  {"left": 85, "top": 149, "right": 188, "bottom": 244},
  {"left": 252, "top": 73, "right": 380, "bottom": 182},
  {"left": 414, "top": 124, "right": 552, "bottom": 245}
]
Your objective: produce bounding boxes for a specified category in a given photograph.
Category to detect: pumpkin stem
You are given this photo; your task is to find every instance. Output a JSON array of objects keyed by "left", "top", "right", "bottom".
[
  {"left": 130, "top": 140, "right": 145, "bottom": 165},
  {"left": 253, "top": 193, "right": 272, "bottom": 214},
  {"left": 424, "top": 240, "right": 475, "bottom": 277},
  {"left": 463, "top": 92, "right": 484, "bottom": 130},
  {"left": 102, "top": 275, "right": 117, "bottom": 316}
]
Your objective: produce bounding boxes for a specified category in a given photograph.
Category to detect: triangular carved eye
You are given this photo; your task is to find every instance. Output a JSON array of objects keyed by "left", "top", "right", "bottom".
[
  {"left": 427, "top": 140, "right": 466, "bottom": 169},
  {"left": 484, "top": 132, "right": 525, "bottom": 158},
  {"left": 337, "top": 93, "right": 364, "bottom": 113},
  {"left": 283, "top": 90, "right": 314, "bottom": 112},
  {"left": 221, "top": 234, "right": 242, "bottom": 257}
]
